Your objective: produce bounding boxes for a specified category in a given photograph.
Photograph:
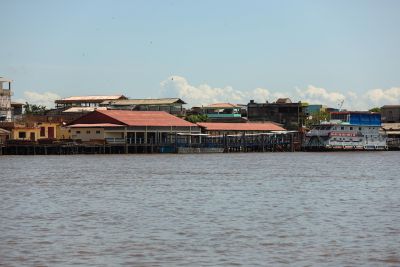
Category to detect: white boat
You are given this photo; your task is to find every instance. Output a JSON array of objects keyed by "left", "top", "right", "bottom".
[{"left": 304, "top": 112, "right": 387, "bottom": 151}]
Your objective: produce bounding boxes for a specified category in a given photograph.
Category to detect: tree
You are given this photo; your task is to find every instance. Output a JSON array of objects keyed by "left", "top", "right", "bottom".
[
  {"left": 305, "top": 111, "right": 330, "bottom": 127},
  {"left": 369, "top": 107, "right": 381, "bottom": 113},
  {"left": 185, "top": 114, "right": 208, "bottom": 123},
  {"left": 24, "top": 102, "right": 48, "bottom": 115}
]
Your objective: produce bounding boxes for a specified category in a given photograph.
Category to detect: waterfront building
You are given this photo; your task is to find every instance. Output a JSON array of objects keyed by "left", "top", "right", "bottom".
[
  {"left": 197, "top": 122, "right": 285, "bottom": 136},
  {"left": 0, "top": 77, "right": 13, "bottom": 122},
  {"left": 68, "top": 110, "right": 200, "bottom": 143},
  {"left": 55, "top": 95, "right": 127, "bottom": 109},
  {"left": 381, "top": 105, "right": 400, "bottom": 123},
  {"left": 11, "top": 125, "right": 40, "bottom": 141},
  {"left": 99, "top": 98, "right": 186, "bottom": 116},
  {"left": 304, "top": 111, "right": 387, "bottom": 150},
  {"left": 247, "top": 98, "right": 308, "bottom": 130}
]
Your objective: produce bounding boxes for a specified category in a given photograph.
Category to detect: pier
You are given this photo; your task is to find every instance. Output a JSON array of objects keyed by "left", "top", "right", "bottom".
[{"left": 0, "top": 132, "right": 302, "bottom": 155}]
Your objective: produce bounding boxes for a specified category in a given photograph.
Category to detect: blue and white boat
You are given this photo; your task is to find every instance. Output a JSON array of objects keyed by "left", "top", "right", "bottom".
[{"left": 304, "top": 112, "right": 387, "bottom": 151}]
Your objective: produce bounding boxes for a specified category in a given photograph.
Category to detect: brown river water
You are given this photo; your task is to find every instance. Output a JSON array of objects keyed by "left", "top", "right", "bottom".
[{"left": 0, "top": 152, "right": 399, "bottom": 266}]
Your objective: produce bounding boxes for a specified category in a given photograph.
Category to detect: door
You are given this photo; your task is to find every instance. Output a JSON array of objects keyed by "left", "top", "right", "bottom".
[
  {"left": 30, "top": 132, "right": 35, "bottom": 141},
  {"left": 48, "top": 127, "right": 55, "bottom": 139}
]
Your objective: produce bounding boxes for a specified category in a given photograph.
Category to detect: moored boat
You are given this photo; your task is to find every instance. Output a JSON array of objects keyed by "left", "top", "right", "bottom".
[{"left": 304, "top": 112, "right": 387, "bottom": 151}]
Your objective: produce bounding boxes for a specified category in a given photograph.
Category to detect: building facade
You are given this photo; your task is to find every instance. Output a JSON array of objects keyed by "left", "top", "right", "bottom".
[
  {"left": 55, "top": 95, "right": 127, "bottom": 109},
  {"left": 100, "top": 98, "right": 186, "bottom": 116},
  {"left": 68, "top": 110, "right": 200, "bottom": 144},
  {"left": 247, "top": 98, "right": 308, "bottom": 130},
  {"left": 381, "top": 105, "right": 400, "bottom": 123}
]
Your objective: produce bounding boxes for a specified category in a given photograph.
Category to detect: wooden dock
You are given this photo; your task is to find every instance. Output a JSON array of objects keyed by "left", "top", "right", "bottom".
[{"left": 0, "top": 132, "right": 303, "bottom": 155}]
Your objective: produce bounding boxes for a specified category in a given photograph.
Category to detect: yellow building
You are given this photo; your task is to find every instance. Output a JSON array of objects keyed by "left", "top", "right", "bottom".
[
  {"left": 57, "top": 125, "right": 71, "bottom": 139},
  {"left": 11, "top": 126, "right": 40, "bottom": 141},
  {"left": 36, "top": 122, "right": 58, "bottom": 139}
]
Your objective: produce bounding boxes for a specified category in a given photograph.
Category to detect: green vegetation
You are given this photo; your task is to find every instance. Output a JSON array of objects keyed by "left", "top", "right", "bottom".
[
  {"left": 305, "top": 111, "right": 330, "bottom": 127},
  {"left": 185, "top": 114, "right": 208, "bottom": 123},
  {"left": 24, "top": 102, "right": 48, "bottom": 115},
  {"left": 369, "top": 107, "right": 381, "bottom": 113}
]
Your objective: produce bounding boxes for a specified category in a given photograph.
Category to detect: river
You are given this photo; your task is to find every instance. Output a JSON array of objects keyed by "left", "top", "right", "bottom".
[{"left": 0, "top": 152, "right": 399, "bottom": 266}]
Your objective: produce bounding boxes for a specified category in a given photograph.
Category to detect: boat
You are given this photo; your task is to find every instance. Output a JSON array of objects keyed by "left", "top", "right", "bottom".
[{"left": 304, "top": 112, "right": 387, "bottom": 151}]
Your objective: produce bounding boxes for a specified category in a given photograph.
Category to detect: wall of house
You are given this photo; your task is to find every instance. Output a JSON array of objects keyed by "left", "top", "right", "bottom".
[
  {"left": 37, "top": 122, "right": 59, "bottom": 139},
  {"left": 56, "top": 126, "right": 71, "bottom": 139},
  {"left": 11, "top": 128, "right": 40, "bottom": 141},
  {"left": 70, "top": 128, "right": 105, "bottom": 142},
  {"left": 0, "top": 134, "right": 8, "bottom": 144}
]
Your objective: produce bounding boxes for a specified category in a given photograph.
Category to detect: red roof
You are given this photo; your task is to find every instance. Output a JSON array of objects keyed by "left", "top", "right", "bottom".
[
  {"left": 70, "top": 110, "right": 197, "bottom": 127},
  {"left": 69, "top": 123, "right": 124, "bottom": 128},
  {"left": 197, "top": 122, "right": 285, "bottom": 131}
]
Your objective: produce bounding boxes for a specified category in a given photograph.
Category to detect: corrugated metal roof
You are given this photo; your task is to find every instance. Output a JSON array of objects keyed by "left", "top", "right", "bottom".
[
  {"left": 98, "top": 110, "right": 196, "bottom": 127},
  {"left": 0, "top": 128, "right": 10, "bottom": 134},
  {"left": 197, "top": 122, "right": 285, "bottom": 131},
  {"left": 11, "top": 102, "right": 24, "bottom": 106},
  {"left": 101, "top": 98, "right": 186, "bottom": 105},
  {"left": 70, "top": 110, "right": 197, "bottom": 127},
  {"left": 69, "top": 123, "right": 124, "bottom": 128},
  {"left": 382, "top": 123, "right": 400, "bottom": 130},
  {"left": 63, "top": 107, "right": 107, "bottom": 113},
  {"left": 0, "top": 77, "right": 13, "bottom": 82},
  {"left": 56, "top": 95, "right": 126, "bottom": 102}
]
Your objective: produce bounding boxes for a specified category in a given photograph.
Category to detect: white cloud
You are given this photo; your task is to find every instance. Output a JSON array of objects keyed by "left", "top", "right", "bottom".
[
  {"left": 160, "top": 75, "right": 400, "bottom": 110},
  {"left": 365, "top": 87, "right": 400, "bottom": 105},
  {"left": 295, "top": 85, "right": 345, "bottom": 107},
  {"left": 160, "top": 75, "right": 274, "bottom": 106},
  {"left": 15, "top": 91, "right": 61, "bottom": 109}
]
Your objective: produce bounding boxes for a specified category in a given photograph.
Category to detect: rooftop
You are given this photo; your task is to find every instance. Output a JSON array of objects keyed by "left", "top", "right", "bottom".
[
  {"left": 63, "top": 107, "right": 107, "bottom": 113},
  {"left": 382, "top": 105, "right": 400, "bottom": 108},
  {"left": 101, "top": 98, "right": 186, "bottom": 105},
  {"left": 0, "top": 128, "right": 10, "bottom": 134},
  {"left": 197, "top": 122, "right": 285, "bottom": 131},
  {"left": 70, "top": 110, "right": 197, "bottom": 127},
  {"left": 69, "top": 123, "right": 124, "bottom": 128},
  {"left": 55, "top": 95, "right": 127, "bottom": 103},
  {"left": 0, "top": 77, "right": 13, "bottom": 83}
]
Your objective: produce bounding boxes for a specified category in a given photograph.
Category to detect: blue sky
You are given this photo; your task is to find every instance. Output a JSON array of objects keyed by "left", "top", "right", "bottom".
[{"left": 1, "top": 0, "right": 400, "bottom": 109}]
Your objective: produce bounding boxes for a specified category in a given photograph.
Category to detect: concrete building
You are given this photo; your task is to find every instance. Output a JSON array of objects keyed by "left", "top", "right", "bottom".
[
  {"left": 0, "top": 77, "right": 12, "bottom": 121},
  {"left": 68, "top": 110, "right": 200, "bottom": 143},
  {"left": 11, "top": 102, "right": 24, "bottom": 120},
  {"left": 100, "top": 98, "right": 186, "bottom": 116},
  {"left": 381, "top": 105, "right": 400, "bottom": 123},
  {"left": 55, "top": 95, "right": 127, "bottom": 109},
  {"left": 247, "top": 98, "right": 308, "bottom": 130}
]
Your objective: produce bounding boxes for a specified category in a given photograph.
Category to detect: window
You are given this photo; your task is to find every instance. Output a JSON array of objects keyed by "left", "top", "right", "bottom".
[
  {"left": 76, "top": 131, "right": 81, "bottom": 134},
  {"left": 359, "top": 127, "right": 362, "bottom": 131},
  {"left": 19, "top": 132, "right": 26, "bottom": 139},
  {"left": 96, "top": 130, "right": 101, "bottom": 134},
  {"left": 40, "top": 127, "right": 46, "bottom": 137},
  {"left": 341, "top": 126, "right": 344, "bottom": 130},
  {"left": 86, "top": 130, "right": 91, "bottom": 134},
  {"left": 350, "top": 127, "right": 353, "bottom": 130}
]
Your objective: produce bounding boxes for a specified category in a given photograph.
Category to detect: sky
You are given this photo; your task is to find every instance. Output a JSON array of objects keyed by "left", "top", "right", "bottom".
[{"left": 1, "top": 0, "right": 400, "bottom": 109}]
